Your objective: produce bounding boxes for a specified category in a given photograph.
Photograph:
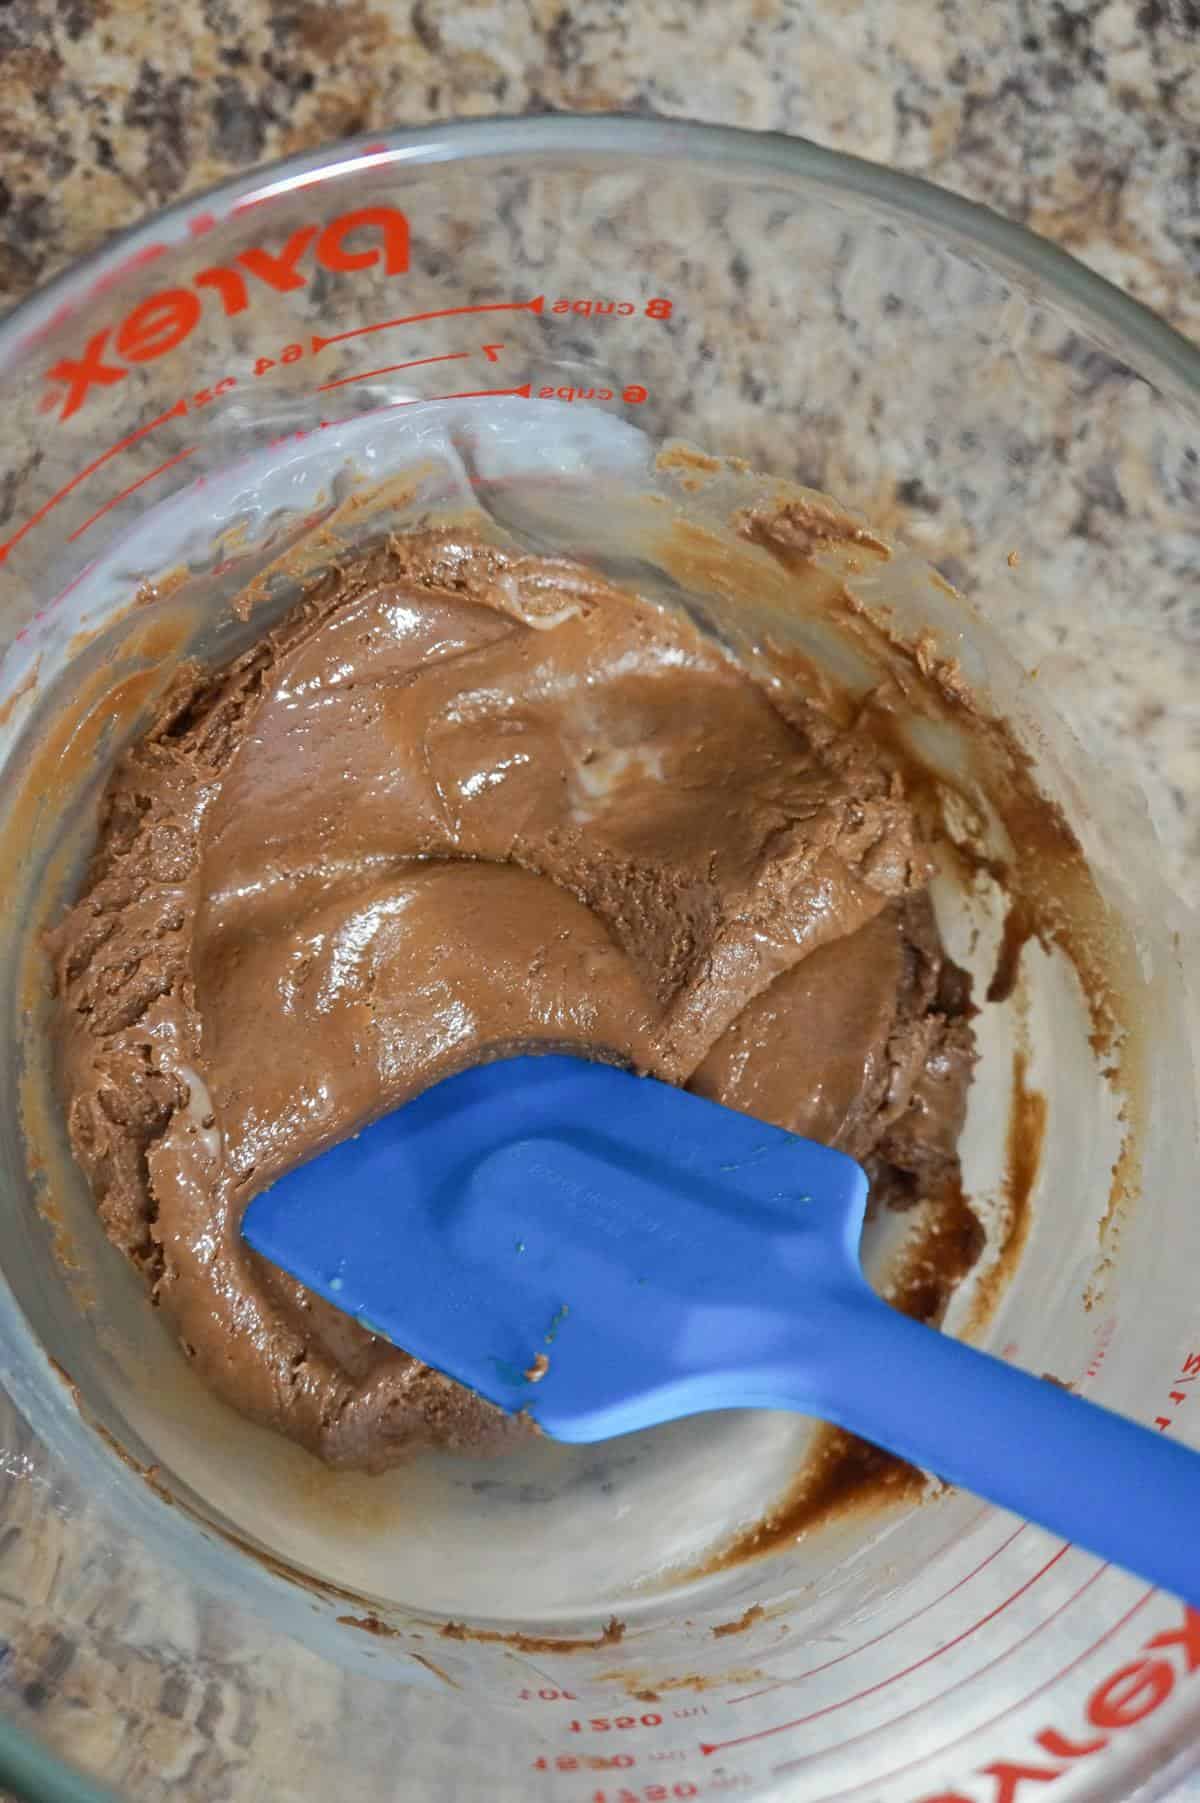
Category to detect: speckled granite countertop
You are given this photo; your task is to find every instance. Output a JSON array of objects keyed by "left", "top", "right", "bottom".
[{"left": 1, "top": 0, "right": 1197, "bottom": 333}]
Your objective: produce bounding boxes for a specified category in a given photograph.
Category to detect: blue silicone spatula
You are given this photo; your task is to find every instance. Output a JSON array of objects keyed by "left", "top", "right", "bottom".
[{"left": 242, "top": 1053, "right": 1200, "bottom": 1605}]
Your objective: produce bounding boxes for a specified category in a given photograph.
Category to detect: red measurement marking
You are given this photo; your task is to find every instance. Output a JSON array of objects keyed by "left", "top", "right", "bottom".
[
  {"left": 67, "top": 447, "right": 197, "bottom": 541},
  {"left": 729, "top": 1511, "right": 1010, "bottom": 1707},
  {"left": 433, "top": 384, "right": 531, "bottom": 401},
  {"left": 591, "top": 1786, "right": 698, "bottom": 1802},
  {"left": 772, "top": 1561, "right": 1113, "bottom": 1786},
  {"left": 700, "top": 1545, "right": 1072, "bottom": 1756},
  {"left": 534, "top": 1754, "right": 636, "bottom": 1774},
  {"left": 792, "top": 1586, "right": 1155, "bottom": 1803},
  {"left": 1082, "top": 1317, "right": 1117, "bottom": 1388},
  {"left": 1151, "top": 1346, "right": 1200, "bottom": 1434},
  {"left": 312, "top": 294, "right": 543, "bottom": 352},
  {"left": 569, "top": 1715, "right": 664, "bottom": 1734},
  {"left": 0, "top": 396, "right": 188, "bottom": 565},
  {"left": 321, "top": 382, "right": 532, "bottom": 429},
  {"left": 537, "top": 384, "right": 647, "bottom": 404},
  {"left": 317, "top": 350, "right": 472, "bottom": 393},
  {"left": 548, "top": 297, "right": 674, "bottom": 321}
]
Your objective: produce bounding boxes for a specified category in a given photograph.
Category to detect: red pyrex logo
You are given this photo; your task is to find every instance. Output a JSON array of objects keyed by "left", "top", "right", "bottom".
[
  {"left": 43, "top": 205, "right": 410, "bottom": 423},
  {"left": 918, "top": 1605, "right": 1200, "bottom": 1803}
]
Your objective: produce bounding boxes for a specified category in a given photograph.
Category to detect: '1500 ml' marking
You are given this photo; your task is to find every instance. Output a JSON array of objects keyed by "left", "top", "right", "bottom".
[{"left": 43, "top": 207, "right": 410, "bottom": 423}]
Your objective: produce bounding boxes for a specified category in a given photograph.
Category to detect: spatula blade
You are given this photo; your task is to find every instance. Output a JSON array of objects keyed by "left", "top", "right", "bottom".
[{"left": 241, "top": 1054, "right": 869, "bottom": 1441}]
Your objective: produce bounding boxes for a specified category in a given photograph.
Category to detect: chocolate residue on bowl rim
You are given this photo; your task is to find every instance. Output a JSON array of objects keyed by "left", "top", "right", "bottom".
[
  {"left": 440, "top": 1615, "right": 626, "bottom": 1653},
  {"left": 711, "top": 1602, "right": 765, "bottom": 1639}
]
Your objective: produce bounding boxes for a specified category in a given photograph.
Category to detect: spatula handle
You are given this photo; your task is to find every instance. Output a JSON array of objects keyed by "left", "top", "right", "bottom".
[{"left": 817, "top": 1288, "right": 1200, "bottom": 1607}]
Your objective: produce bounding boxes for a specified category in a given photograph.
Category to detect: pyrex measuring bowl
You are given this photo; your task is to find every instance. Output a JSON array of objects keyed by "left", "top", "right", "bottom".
[{"left": 0, "top": 116, "right": 1199, "bottom": 1803}]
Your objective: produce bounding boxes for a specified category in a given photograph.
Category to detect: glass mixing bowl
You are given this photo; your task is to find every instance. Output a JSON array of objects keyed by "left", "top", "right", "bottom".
[{"left": 0, "top": 116, "right": 1197, "bottom": 1803}]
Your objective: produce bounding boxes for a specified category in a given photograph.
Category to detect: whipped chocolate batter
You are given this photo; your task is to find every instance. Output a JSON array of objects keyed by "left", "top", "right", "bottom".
[{"left": 51, "top": 532, "right": 975, "bottom": 1471}]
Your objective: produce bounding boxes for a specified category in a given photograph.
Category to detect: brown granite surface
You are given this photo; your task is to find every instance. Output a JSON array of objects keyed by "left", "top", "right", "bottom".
[{"left": 0, "top": 0, "right": 1197, "bottom": 339}]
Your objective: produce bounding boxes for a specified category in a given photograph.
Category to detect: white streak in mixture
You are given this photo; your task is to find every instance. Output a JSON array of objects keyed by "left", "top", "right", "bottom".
[
  {"left": 497, "top": 571, "right": 584, "bottom": 631},
  {"left": 570, "top": 744, "right": 668, "bottom": 821},
  {"left": 178, "top": 1064, "right": 221, "bottom": 1158},
  {"left": 523, "top": 602, "right": 584, "bottom": 631}
]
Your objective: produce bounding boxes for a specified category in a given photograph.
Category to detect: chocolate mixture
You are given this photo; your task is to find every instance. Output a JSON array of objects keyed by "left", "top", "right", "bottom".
[{"left": 50, "top": 532, "right": 976, "bottom": 1472}]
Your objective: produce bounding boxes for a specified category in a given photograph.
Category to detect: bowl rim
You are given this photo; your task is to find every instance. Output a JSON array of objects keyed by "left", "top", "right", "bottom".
[{"left": 0, "top": 113, "right": 1197, "bottom": 400}]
